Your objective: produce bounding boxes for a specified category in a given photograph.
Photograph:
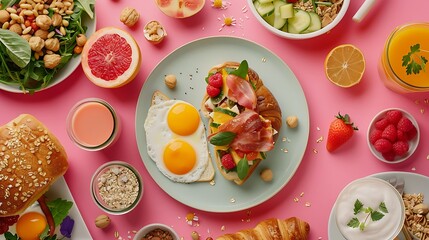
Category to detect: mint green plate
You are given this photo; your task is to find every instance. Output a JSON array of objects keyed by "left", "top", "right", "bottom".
[{"left": 135, "top": 36, "right": 309, "bottom": 213}]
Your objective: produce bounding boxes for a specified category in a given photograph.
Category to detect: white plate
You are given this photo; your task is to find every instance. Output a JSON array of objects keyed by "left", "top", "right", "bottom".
[
  {"left": 135, "top": 36, "right": 310, "bottom": 213},
  {"left": 328, "top": 171, "right": 429, "bottom": 240},
  {"left": 0, "top": 11, "right": 96, "bottom": 93},
  {"left": 0, "top": 177, "right": 92, "bottom": 240}
]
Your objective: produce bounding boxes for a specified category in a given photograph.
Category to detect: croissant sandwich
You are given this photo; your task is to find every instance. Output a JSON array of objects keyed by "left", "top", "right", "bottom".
[
  {"left": 201, "top": 60, "right": 282, "bottom": 185},
  {"left": 216, "top": 217, "right": 310, "bottom": 240}
]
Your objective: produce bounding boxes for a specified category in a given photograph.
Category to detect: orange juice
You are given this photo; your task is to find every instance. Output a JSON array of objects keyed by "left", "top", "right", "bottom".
[
  {"left": 67, "top": 98, "right": 120, "bottom": 151},
  {"left": 379, "top": 23, "right": 429, "bottom": 93}
]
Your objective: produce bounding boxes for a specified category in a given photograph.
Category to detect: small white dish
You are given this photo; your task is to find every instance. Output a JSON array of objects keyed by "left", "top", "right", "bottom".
[
  {"left": 133, "top": 223, "right": 180, "bottom": 240},
  {"left": 367, "top": 108, "right": 420, "bottom": 164},
  {"left": 246, "top": 0, "right": 350, "bottom": 40}
]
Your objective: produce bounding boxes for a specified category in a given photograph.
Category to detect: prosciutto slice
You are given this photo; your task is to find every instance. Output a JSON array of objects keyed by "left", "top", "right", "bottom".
[
  {"left": 216, "top": 109, "right": 274, "bottom": 152},
  {"left": 226, "top": 74, "right": 257, "bottom": 110}
]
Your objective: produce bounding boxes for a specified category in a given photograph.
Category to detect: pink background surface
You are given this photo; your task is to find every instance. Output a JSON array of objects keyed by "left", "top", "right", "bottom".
[{"left": 1, "top": 0, "right": 429, "bottom": 239}]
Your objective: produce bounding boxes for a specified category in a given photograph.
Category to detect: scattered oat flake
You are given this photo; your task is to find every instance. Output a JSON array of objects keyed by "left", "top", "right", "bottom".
[
  {"left": 300, "top": 192, "right": 304, "bottom": 197},
  {"left": 293, "top": 197, "right": 299, "bottom": 202},
  {"left": 210, "top": 180, "right": 216, "bottom": 186},
  {"left": 230, "top": 198, "right": 236, "bottom": 203},
  {"left": 425, "top": 98, "right": 429, "bottom": 104},
  {"left": 316, "top": 136, "right": 323, "bottom": 143},
  {"left": 412, "top": 167, "right": 416, "bottom": 171},
  {"left": 317, "top": 127, "right": 320, "bottom": 131},
  {"left": 421, "top": 108, "right": 425, "bottom": 114},
  {"left": 318, "top": 237, "right": 323, "bottom": 239},
  {"left": 313, "top": 149, "right": 318, "bottom": 154},
  {"left": 426, "top": 155, "right": 429, "bottom": 160},
  {"left": 114, "top": 231, "right": 119, "bottom": 239},
  {"left": 305, "top": 202, "right": 311, "bottom": 207},
  {"left": 281, "top": 148, "right": 289, "bottom": 153},
  {"left": 282, "top": 137, "right": 287, "bottom": 142},
  {"left": 262, "top": 57, "right": 267, "bottom": 62},
  {"left": 221, "top": 225, "right": 226, "bottom": 231}
]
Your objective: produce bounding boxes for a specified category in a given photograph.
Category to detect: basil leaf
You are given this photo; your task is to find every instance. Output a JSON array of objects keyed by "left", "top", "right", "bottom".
[
  {"left": 237, "top": 157, "right": 249, "bottom": 180},
  {"left": 209, "top": 131, "right": 236, "bottom": 146},
  {"left": 230, "top": 60, "right": 248, "bottom": 79},
  {"left": 0, "top": 29, "right": 31, "bottom": 68},
  {"left": 76, "top": 0, "right": 94, "bottom": 19},
  {"left": 1, "top": 0, "right": 18, "bottom": 9}
]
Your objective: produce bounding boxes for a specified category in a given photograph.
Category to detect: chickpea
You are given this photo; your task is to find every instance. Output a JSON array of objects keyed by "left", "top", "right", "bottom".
[
  {"left": 0, "top": 10, "right": 10, "bottom": 23},
  {"left": 73, "top": 45, "right": 82, "bottom": 54},
  {"left": 76, "top": 34, "right": 87, "bottom": 47},
  {"left": 35, "top": 15, "right": 52, "bottom": 30},
  {"left": 43, "top": 54, "right": 61, "bottom": 69},
  {"left": 45, "top": 38, "right": 60, "bottom": 52},
  {"left": 34, "top": 29, "right": 49, "bottom": 39},
  {"left": 51, "top": 13, "right": 62, "bottom": 27},
  {"left": 29, "top": 36, "right": 44, "bottom": 52},
  {"left": 21, "top": 34, "right": 32, "bottom": 42},
  {"left": 9, "top": 23, "right": 22, "bottom": 35}
]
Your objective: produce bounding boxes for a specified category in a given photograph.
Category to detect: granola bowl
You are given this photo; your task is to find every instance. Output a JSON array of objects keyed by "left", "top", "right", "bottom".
[
  {"left": 133, "top": 223, "right": 180, "bottom": 240},
  {"left": 247, "top": 0, "right": 350, "bottom": 39},
  {"left": 91, "top": 161, "right": 143, "bottom": 215}
]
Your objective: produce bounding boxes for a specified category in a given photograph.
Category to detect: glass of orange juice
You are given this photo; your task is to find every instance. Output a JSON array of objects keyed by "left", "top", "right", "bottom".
[
  {"left": 379, "top": 23, "right": 429, "bottom": 93},
  {"left": 67, "top": 98, "right": 121, "bottom": 151}
]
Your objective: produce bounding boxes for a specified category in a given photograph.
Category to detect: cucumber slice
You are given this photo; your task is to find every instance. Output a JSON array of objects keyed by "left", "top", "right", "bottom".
[
  {"left": 264, "top": 0, "right": 287, "bottom": 29},
  {"left": 258, "top": 0, "right": 274, "bottom": 3},
  {"left": 303, "top": 12, "right": 322, "bottom": 33},
  {"left": 279, "top": 3, "right": 294, "bottom": 19},
  {"left": 254, "top": 0, "right": 275, "bottom": 17},
  {"left": 287, "top": 9, "right": 311, "bottom": 34}
]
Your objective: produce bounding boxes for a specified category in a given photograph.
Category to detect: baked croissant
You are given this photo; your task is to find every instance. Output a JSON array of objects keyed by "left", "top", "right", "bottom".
[{"left": 216, "top": 217, "right": 310, "bottom": 240}]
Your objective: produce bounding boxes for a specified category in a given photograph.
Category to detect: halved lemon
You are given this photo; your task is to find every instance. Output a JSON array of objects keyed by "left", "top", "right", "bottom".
[
  {"left": 324, "top": 44, "right": 365, "bottom": 88},
  {"left": 81, "top": 27, "right": 141, "bottom": 88}
]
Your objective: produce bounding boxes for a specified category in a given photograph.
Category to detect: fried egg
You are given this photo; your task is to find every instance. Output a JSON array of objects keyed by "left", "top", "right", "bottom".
[
  {"left": 144, "top": 100, "right": 209, "bottom": 183},
  {"left": 8, "top": 203, "right": 47, "bottom": 240}
]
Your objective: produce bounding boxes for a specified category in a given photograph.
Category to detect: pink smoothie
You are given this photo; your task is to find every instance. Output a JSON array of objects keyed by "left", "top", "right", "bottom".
[{"left": 71, "top": 101, "right": 115, "bottom": 147}]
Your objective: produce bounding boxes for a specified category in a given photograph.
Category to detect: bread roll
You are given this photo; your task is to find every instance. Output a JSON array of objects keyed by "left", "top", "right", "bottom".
[
  {"left": 0, "top": 114, "right": 68, "bottom": 217},
  {"left": 217, "top": 217, "right": 310, "bottom": 240}
]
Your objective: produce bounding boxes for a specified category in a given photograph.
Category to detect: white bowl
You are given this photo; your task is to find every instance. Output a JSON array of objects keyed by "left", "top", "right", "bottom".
[
  {"left": 246, "top": 0, "right": 350, "bottom": 39},
  {"left": 367, "top": 108, "right": 420, "bottom": 164},
  {"left": 133, "top": 223, "right": 180, "bottom": 240}
]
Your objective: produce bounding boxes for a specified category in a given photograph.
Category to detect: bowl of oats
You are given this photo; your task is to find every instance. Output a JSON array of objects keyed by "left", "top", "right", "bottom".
[
  {"left": 91, "top": 161, "right": 143, "bottom": 215},
  {"left": 247, "top": 0, "right": 350, "bottom": 39},
  {"left": 133, "top": 223, "right": 180, "bottom": 240}
]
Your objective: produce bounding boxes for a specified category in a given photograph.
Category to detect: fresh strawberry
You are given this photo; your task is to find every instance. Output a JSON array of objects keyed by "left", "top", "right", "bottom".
[
  {"left": 208, "top": 72, "right": 223, "bottom": 88},
  {"left": 369, "top": 129, "right": 382, "bottom": 145},
  {"left": 397, "top": 117, "right": 414, "bottom": 133},
  {"left": 382, "top": 151, "right": 396, "bottom": 161},
  {"left": 375, "top": 118, "right": 389, "bottom": 130},
  {"left": 326, "top": 113, "right": 358, "bottom": 152},
  {"left": 373, "top": 138, "right": 393, "bottom": 153},
  {"left": 381, "top": 124, "right": 397, "bottom": 142},
  {"left": 392, "top": 141, "right": 409, "bottom": 156},
  {"left": 385, "top": 110, "right": 403, "bottom": 124},
  {"left": 206, "top": 84, "right": 221, "bottom": 97},
  {"left": 221, "top": 153, "right": 236, "bottom": 170}
]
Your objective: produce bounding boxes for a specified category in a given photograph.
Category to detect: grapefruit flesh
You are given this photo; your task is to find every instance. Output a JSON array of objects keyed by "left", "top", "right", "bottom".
[
  {"left": 81, "top": 27, "right": 141, "bottom": 88},
  {"left": 155, "top": 0, "right": 204, "bottom": 18}
]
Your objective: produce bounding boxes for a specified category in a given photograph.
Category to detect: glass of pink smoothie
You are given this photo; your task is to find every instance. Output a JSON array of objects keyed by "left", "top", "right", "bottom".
[{"left": 67, "top": 98, "right": 120, "bottom": 151}]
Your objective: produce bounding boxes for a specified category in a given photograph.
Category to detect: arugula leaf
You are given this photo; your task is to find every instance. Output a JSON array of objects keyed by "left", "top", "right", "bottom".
[
  {"left": 353, "top": 199, "right": 363, "bottom": 215},
  {"left": 76, "top": 0, "right": 95, "bottom": 19},
  {"left": 402, "top": 44, "right": 428, "bottom": 75},
  {"left": 230, "top": 60, "right": 248, "bottom": 79},
  {"left": 237, "top": 157, "right": 249, "bottom": 180},
  {"left": 209, "top": 131, "right": 236, "bottom": 146},
  {"left": 0, "top": 29, "right": 31, "bottom": 68}
]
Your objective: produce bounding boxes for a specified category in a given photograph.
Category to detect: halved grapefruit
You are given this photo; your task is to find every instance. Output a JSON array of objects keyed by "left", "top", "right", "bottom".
[
  {"left": 155, "top": 0, "right": 205, "bottom": 18},
  {"left": 81, "top": 27, "right": 141, "bottom": 88}
]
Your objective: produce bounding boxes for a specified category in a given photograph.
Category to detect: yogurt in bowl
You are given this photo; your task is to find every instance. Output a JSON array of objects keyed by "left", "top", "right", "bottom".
[{"left": 334, "top": 177, "right": 405, "bottom": 240}]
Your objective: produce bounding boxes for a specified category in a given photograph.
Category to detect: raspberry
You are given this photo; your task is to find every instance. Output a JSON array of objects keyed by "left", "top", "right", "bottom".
[
  {"left": 397, "top": 117, "right": 414, "bottom": 133},
  {"left": 0, "top": 223, "right": 9, "bottom": 235},
  {"left": 208, "top": 73, "right": 223, "bottom": 88},
  {"left": 406, "top": 127, "right": 417, "bottom": 140},
  {"left": 2, "top": 215, "right": 18, "bottom": 226},
  {"left": 369, "top": 129, "right": 382, "bottom": 144},
  {"left": 381, "top": 124, "right": 397, "bottom": 142},
  {"left": 373, "top": 138, "right": 393, "bottom": 153},
  {"left": 206, "top": 84, "right": 221, "bottom": 97},
  {"left": 375, "top": 118, "right": 389, "bottom": 130},
  {"left": 221, "top": 153, "right": 236, "bottom": 170},
  {"left": 392, "top": 141, "right": 409, "bottom": 156},
  {"left": 385, "top": 110, "right": 403, "bottom": 124},
  {"left": 397, "top": 130, "right": 407, "bottom": 141},
  {"left": 382, "top": 151, "right": 396, "bottom": 161}
]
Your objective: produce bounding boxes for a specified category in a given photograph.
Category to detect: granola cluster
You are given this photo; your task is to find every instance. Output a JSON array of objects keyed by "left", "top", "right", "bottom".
[{"left": 403, "top": 193, "right": 429, "bottom": 239}]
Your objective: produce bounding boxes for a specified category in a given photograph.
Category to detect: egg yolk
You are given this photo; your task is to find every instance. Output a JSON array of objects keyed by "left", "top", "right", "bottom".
[
  {"left": 167, "top": 102, "right": 200, "bottom": 136},
  {"left": 16, "top": 212, "right": 47, "bottom": 240},
  {"left": 163, "top": 139, "right": 196, "bottom": 175}
]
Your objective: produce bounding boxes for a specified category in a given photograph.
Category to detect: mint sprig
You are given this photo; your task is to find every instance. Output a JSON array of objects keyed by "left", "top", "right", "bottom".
[
  {"left": 347, "top": 199, "right": 388, "bottom": 231},
  {"left": 402, "top": 44, "right": 428, "bottom": 75}
]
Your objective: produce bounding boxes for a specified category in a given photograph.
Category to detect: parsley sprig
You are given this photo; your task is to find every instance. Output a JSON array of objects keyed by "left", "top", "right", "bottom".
[
  {"left": 347, "top": 199, "right": 388, "bottom": 231},
  {"left": 402, "top": 44, "right": 428, "bottom": 75}
]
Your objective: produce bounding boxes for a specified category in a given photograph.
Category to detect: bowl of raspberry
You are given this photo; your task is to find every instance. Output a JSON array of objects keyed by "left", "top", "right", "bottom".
[{"left": 367, "top": 108, "right": 420, "bottom": 164}]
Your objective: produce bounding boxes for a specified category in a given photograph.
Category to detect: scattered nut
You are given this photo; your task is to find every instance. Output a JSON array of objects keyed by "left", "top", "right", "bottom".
[
  {"left": 76, "top": 34, "right": 87, "bottom": 47},
  {"left": 164, "top": 74, "right": 177, "bottom": 89},
  {"left": 95, "top": 214, "right": 111, "bottom": 229},
  {"left": 260, "top": 168, "right": 273, "bottom": 182},
  {"left": 413, "top": 203, "right": 429, "bottom": 215},
  {"left": 43, "top": 54, "right": 61, "bottom": 69},
  {"left": 286, "top": 116, "right": 299, "bottom": 128},
  {"left": 35, "top": 15, "right": 52, "bottom": 30},
  {"left": 144, "top": 20, "right": 166, "bottom": 44},
  {"left": 120, "top": 7, "right": 140, "bottom": 27},
  {"left": 29, "top": 36, "right": 45, "bottom": 52},
  {"left": 191, "top": 231, "right": 200, "bottom": 240}
]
